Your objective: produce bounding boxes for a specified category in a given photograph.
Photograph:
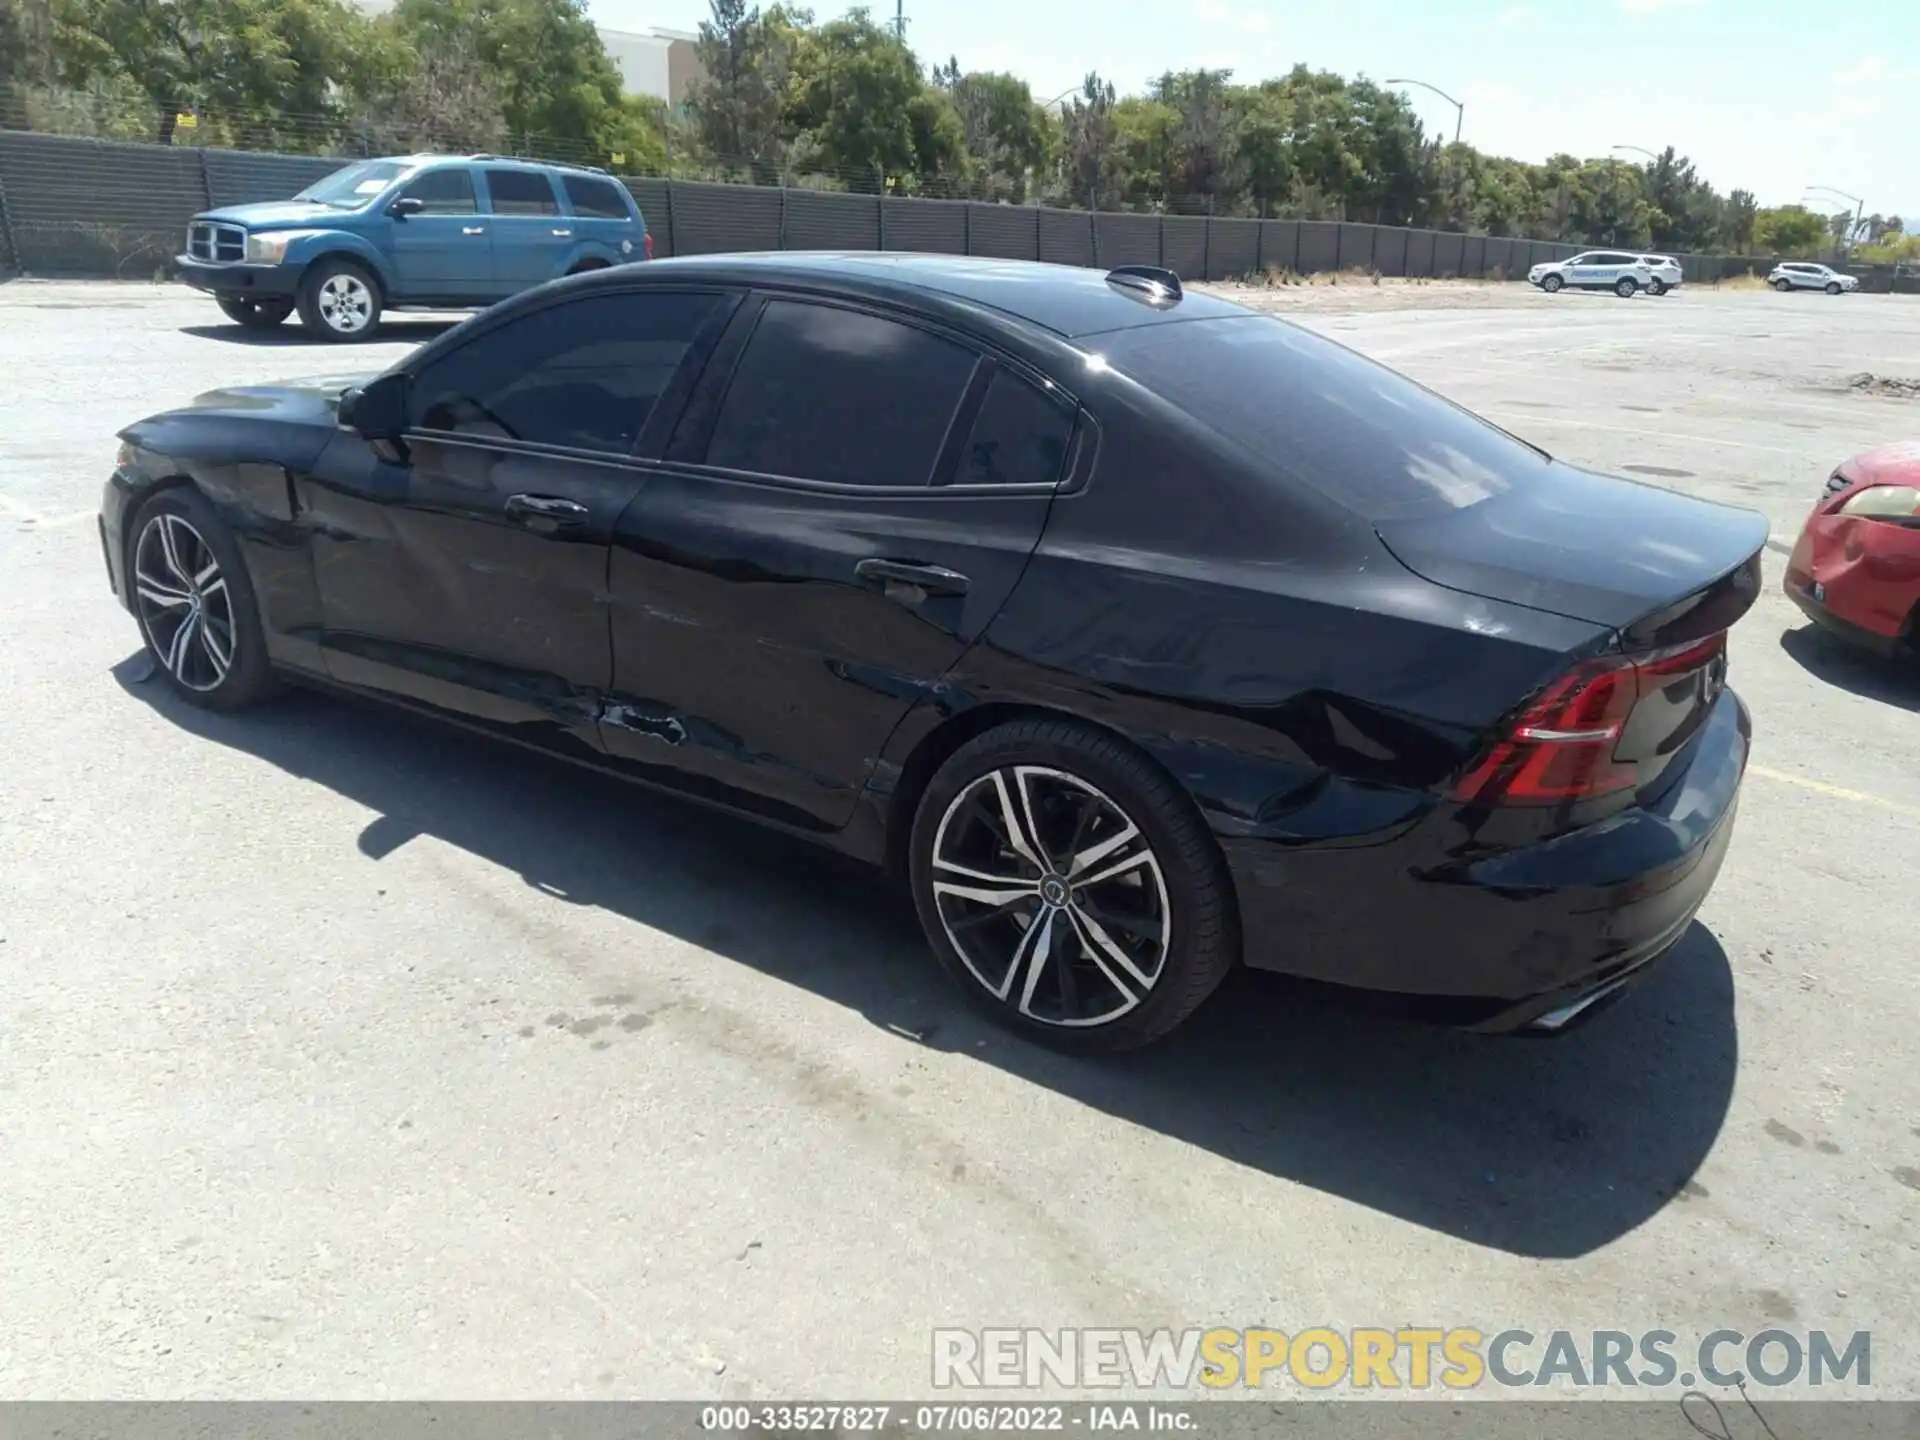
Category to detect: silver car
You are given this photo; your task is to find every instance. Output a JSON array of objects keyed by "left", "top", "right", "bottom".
[
  {"left": 1638, "top": 255, "right": 1684, "bottom": 295},
  {"left": 1768, "top": 262, "right": 1859, "bottom": 294}
]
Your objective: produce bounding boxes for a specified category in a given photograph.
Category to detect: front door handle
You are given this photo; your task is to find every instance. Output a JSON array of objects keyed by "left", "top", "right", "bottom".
[
  {"left": 854, "top": 558, "right": 971, "bottom": 597},
  {"left": 505, "top": 493, "right": 591, "bottom": 534},
  {"left": 551, "top": 228, "right": 574, "bottom": 238},
  {"left": 462, "top": 225, "right": 486, "bottom": 236}
]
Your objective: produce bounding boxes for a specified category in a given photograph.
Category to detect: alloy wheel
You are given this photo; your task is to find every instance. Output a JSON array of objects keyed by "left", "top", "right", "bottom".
[
  {"left": 133, "top": 512, "right": 236, "bottom": 692},
  {"left": 928, "top": 765, "right": 1171, "bottom": 1028},
  {"left": 317, "top": 273, "right": 374, "bottom": 335}
]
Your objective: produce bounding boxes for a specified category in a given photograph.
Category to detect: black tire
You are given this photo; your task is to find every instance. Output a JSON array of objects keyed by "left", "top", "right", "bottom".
[
  {"left": 126, "top": 487, "right": 278, "bottom": 712},
  {"left": 1541, "top": 274, "right": 1564, "bottom": 294},
  {"left": 1826, "top": 281, "right": 1843, "bottom": 295},
  {"left": 296, "top": 256, "right": 383, "bottom": 342},
  {"left": 1647, "top": 279, "right": 1667, "bottom": 297},
  {"left": 908, "top": 717, "right": 1239, "bottom": 1053},
  {"left": 216, "top": 295, "right": 293, "bottom": 329},
  {"left": 1615, "top": 276, "right": 1638, "bottom": 298},
  {"left": 1774, "top": 278, "right": 1794, "bottom": 292}
]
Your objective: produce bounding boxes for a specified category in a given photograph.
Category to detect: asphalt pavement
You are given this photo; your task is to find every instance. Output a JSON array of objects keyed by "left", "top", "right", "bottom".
[{"left": 1, "top": 278, "right": 1916, "bottom": 1402}]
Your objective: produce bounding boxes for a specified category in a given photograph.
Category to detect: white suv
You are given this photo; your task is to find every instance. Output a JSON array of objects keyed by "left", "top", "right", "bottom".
[
  {"left": 1768, "top": 262, "right": 1859, "bottom": 294},
  {"left": 1528, "top": 251, "right": 1658, "bottom": 298},
  {"left": 1638, "top": 255, "right": 1684, "bottom": 295}
]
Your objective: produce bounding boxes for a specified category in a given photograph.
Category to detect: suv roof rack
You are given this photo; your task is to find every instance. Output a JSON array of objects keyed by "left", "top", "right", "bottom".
[
  {"left": 1104, "top": 264, "right": 1183, "bottom": 303},
  {"left": 465, "top": 153, "right": 610, "bottom": 176}
]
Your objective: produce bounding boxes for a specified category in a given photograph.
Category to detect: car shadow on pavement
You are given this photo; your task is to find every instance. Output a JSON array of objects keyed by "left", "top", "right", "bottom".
[
  {"left": 117, "top": 661, "right": 1738, "bottom": 1261},
  {"left": 1779, "top": 625, "right": 1920, "bottom": 712},
  {"left": 179, "top": 320, "right": 459, "bottom": 347}
]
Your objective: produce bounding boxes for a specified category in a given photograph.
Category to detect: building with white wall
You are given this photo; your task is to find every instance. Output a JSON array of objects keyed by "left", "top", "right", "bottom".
[{"left": 351, "top": 1, "right": 704, "bottom": 107}]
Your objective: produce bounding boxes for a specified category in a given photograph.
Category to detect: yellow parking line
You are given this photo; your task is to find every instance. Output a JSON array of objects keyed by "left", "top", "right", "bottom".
[{"left": 1747, "top": 763, "right": 1917, "bottom": 816}]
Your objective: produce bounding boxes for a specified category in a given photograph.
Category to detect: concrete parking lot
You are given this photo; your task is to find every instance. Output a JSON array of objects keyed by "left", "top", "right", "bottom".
[{"left": 1, "top": 277, "right": 1916, "bottom": 1401}]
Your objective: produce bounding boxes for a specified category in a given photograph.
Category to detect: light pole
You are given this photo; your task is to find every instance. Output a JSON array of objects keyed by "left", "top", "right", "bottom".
[
  {"left": 1384, "top": 77, "right": 1463, "bottom": 144},
  {"left": 1805, "top": 185, "right": 1864, "bottom": 251},
  {"left": 1609, "top": 145, "right": 1657, "bottom": 247}
]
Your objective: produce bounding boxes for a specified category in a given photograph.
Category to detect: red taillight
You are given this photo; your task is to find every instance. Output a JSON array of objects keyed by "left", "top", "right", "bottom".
[
  {"left": 643, "top": 232, "right": 655, "bottom": 261},
  {"left": 1450, "top": 634, "right": 1727, "bottom": 806}
]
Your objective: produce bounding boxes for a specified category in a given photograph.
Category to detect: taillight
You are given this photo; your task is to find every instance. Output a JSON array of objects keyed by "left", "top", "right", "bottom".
[
  {"left": 1450, "top": 634, "right": 1727, "bottom": 806},
  {"left": 643, "top": 232, "right": 655, "bottom": 261}
]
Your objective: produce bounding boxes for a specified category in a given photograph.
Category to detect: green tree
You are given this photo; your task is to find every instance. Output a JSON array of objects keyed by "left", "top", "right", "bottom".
[
  {"left": 784, "top": 8, "right": 924, "bottom": 189},
  {"left": 1055, "top": 71, "right": 1120, "bottom": 209},
  {"left": 1753, "top": 205, "right": 1829, "bottom": 256},
  {"left": 944, "top": 69, "right": 1048, "bottom": 202},
  {"left": 686, "top": 0, "right": 795, "bottom": 178}
]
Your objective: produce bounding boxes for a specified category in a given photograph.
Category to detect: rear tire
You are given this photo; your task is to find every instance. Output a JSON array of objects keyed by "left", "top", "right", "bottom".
[
  {"left": 909, "top": 718, "right": 1239, "bottom": 1053},
  {"left": 126, "top": 487, "right": 278, "bottom": 712},
  {"left": 1647, "top": 279, "right": 1667, "bottom": 297},
  {"left": 216, "top": 296, "right": 293, "bottom": 329},
  {"left": 1615, "top": 276, "right": 1638, "bottom": 298},
  {"left": 297, "top": 257, "right": 383, "bottom": 342},
  {"left": 1541, "top": 274, "right": 1564, "bottom": 294}
]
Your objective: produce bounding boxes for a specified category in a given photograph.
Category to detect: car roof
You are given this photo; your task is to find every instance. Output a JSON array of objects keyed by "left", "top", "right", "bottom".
[
  {"left": 377, "top": 153, "right": 608, "bottom": 176},
  {"left": 612, "top": 253, "right": 1255, "bottom": 339}
]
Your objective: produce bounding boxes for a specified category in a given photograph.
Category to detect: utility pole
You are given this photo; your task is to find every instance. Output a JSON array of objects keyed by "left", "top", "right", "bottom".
[{"left": 894, "top": 0, "right": 905, "bottom": 42}]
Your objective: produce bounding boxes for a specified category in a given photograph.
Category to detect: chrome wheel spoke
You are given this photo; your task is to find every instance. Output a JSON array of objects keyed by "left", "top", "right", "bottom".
[
  {"left": 156, "top": 517, "right": 192, "bottom": 588},
  {"left": 1066, "top": 900, "right": 1157, "bottom": 993},
  {"left": 932, "top": 879, "right": 1037, "bottom": 909},
  {"left": 135, "top": 570, "right": 192, "bottom": 609},
  {"left": 198, "top": 615, "right": 232, "bottom": 678},
  {"left": 164, "top": 610, "right": 198, "bottom": 677},
  {"left": 991, "top": 769, "right": 1049, "bottom": 872},
  {"left": 1014, "top": 906, "right": 1061, "bottom": 1016},
  {"left": 1073, "top": 845, "right": 1154, "bottom": 891},
  {"left": 1067, "top": 818, "right": 1142, "bottom": 882}
]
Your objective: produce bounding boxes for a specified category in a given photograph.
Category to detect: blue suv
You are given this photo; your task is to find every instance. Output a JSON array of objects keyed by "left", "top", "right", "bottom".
[{"left": 176, "top": 154, "right": 653, "bottom": 342}]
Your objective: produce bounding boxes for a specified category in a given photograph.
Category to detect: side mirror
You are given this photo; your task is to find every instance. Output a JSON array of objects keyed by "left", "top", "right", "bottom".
[
  {"left": 388, "top": 195, "right": 425, "bottom": 219},
  {"left": 338, "top": 372, "right": 410, "bottom": 459}
]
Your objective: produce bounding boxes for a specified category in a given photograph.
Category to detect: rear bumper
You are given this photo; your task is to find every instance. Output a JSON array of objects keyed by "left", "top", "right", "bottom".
[
  {"left": 176, "top": 257, "right": 302, "bottom": 299},
  {"left": 1222, "top": 687, "right": 1750, "bottom": 1033}
]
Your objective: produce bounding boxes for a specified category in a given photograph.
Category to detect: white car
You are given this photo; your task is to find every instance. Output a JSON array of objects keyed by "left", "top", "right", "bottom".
[
  {"left": 1768, "top": 262, "right": 1859, "bottom": 294},
  {"left": 1528, "top": 251, "right": 1658, "bottom": 298},
  {"left": 1637, "top": 254, "right": 1684, "bottom": 295}
]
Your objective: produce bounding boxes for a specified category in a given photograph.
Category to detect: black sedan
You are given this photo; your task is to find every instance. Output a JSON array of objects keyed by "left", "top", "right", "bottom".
[{"left": 102, "top": 254, "right": 1764, "bottom": 1051}]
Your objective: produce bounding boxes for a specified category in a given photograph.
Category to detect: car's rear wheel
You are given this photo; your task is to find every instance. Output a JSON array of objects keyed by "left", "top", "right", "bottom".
[
  {"left": 297, "top": 258, "right": 383, "bottom": 342},
  {"left": 128, "top": 488, "right": 277, "bottom": 712},
  {"left": 1615, "top": 276, "right": 1638, "bottom": 298},
  {"left": 1826, "top": 281, "right": 1843, "bottom": 295},
  {"left": 1647, "top": 278, "right": 1667, "bottom": 297},
  {"left": 1541, "top": 274, "right": 1564, "bottom": 294},
  {"left": 909, "top": 718, "right": 1238, "bottom": 1053},
  {"left": 216, "top": 296, "right": 294, "bottom": 329}
]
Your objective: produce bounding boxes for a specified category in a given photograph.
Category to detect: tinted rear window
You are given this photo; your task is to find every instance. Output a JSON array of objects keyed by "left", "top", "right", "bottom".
[
  {"left": 1099, "top": 315, "right": 1550, "bottom": 521},
  {"left": 564, "top": 174, "right": 633, "bottom": 219}
]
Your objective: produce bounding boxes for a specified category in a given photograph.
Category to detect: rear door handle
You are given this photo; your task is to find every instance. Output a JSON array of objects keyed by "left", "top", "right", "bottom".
[
  {"left": 505, "top": 493, "right": 591, "bottom": 534},
  {"left": 462, "top": 225, "right": 486, "bottom": 236},
  {"left": 854, "top": 558, "right": 970, "bottom": 597}
]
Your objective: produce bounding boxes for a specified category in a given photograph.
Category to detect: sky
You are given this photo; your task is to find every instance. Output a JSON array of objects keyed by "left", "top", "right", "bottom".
[{"left": 587, "top": 0, "right": 1916, "bottom": 222}]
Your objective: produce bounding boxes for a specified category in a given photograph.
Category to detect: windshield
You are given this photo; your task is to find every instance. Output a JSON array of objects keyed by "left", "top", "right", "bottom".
[
  {"left": 293, "top": 161, "right": 415, "bottom": 208},
  {"left": 1099, "top": 314, "right": 1553, "bottom": 522}
]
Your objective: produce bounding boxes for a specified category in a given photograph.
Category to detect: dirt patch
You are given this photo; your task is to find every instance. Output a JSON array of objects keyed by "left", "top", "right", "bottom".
[{"left": 1847, "top": 372, "right": 1920, "bottom": 399}]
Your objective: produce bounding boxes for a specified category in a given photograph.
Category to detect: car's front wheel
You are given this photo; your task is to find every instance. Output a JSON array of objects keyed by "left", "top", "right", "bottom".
[
  {"left": 128, "top": 488, "right": 277, "bottom": 712},
  {"left": 297, "top": 258, "right": 383, "bottom": 342},
  {"left": 1615, "top": 276, "right": 1639, "bottom": 298},
  {"left": 1541, "top": 273, "right": 1564, "bottom": 294},
  {"left": 909, "top": 718, "right": 1238, "bottom": 1052},
  {"left": 216, "top": 296, "right": 294, "bottom": 329},
  {"left": 1774, "top": 278, "right": 1794, "bottom": 292},
  {"left": 1826, "top": 281, "right": 1843, "bottom": 295}
]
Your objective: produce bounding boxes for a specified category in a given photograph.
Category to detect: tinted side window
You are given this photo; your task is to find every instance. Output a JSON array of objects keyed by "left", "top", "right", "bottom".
[
  {"left": 956, "top": 369, "right": 1073, "bottom": 487},
  {"left": 486, "top": 169, "right": 560, "bottom": 216},
  {"left": 705, "top": 301, "right": 978, "bottom": 487},
  {"left": 1102, "top": 315, "right": 1552, "bottom": 522},
  {"left": 410, "top": 292, "right": 722, "bottom": 452},
  {"left": 400, "top": 168, "right": 477, "bottom": 214},
  {"left": 564, "top": 175, "right": 633, "bottom": 219}
]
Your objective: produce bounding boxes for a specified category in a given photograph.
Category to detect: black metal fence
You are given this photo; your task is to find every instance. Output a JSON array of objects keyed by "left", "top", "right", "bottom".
[{"left": 4, "top": 128, "right": 1912, "bottom": 291}]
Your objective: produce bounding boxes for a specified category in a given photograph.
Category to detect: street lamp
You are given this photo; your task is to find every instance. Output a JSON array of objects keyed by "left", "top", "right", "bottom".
[
  {"left": 1384, "top": 77, "right": 1463, "bottom": 144},
  {"left": 1606, "top": 146, "right": 1656, "bottom": 246},
  {"left": 1805, "top": 185, "right": 1865, "bottom": 248}
]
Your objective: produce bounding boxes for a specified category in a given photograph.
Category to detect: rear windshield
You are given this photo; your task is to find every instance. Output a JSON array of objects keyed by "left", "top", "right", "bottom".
[{"left": 1098, "top": 315, "right": 1551, "bottom": 521}]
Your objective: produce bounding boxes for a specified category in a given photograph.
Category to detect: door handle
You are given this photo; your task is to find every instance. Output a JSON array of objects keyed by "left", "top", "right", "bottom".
[
  {"left": 505, "top": 493, "right": 591, "bottom": 534},
  {"left": 462, "top": 225, "right": 486, "bottom": 236},
  {"left": 854, "top": 558, "right": 970, "bottom": 597},
  {"left": 551, "top": 228, "right": 573, "bottom": 238}
]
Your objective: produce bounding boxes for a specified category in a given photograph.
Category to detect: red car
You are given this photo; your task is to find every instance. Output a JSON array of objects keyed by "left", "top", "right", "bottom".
[{"left": 1784, "top": 440, "right": 1920, "bottom": 656}]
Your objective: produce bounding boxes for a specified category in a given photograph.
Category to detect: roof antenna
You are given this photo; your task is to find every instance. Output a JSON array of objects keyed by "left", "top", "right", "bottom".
[{"left": 1105, "top": 264, "right": 1183, "bottom": 303}]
